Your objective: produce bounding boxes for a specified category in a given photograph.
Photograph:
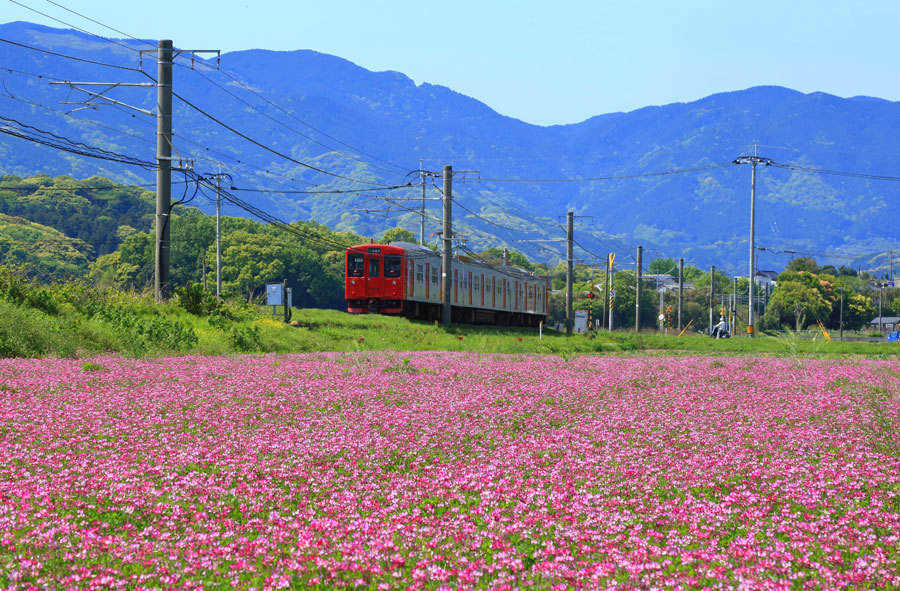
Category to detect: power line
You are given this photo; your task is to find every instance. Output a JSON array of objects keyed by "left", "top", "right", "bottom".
[
  {"left": 769, "top": 161, "right": 900, "bottom": 182},
  {"left": 178, "top": 62, "right": 409, "bottom": 177},
  {"left": 172, "top": 90, "right": 391, "bottom": 187},
  {"left": 40, "top": 0, "right": 156, "bottom": 49},
  {"left": 7, "top": 0, "right": 140, "bottom": 54},
  {"left": 478, "top": 162, "right": 735, "bottom": 183},
  {"left": 0, "top": 91, "right": 155, "bottom": 148},
  {"left": 229, "top": 183, "right": 414, "bottom": 195},
  {"left": 0, "top": 37, "right": 140, "bottom": 71},
  {"left": 0, "top": 114, "right": 158, "bottom": 170}
]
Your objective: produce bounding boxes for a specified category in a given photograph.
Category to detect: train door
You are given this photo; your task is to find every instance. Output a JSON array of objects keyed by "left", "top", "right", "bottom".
[
  {"left": 367, "top": 254, "right": 383, "bottom": 297},
  {"left": 425, "top": 263, "right": 430, "bottom": 299},
  {"left": 503, "top": 278, "right": 507, "bottom": 309},
  {"left": 408, "top": 259, "right": 415, "bottom": 297},
  {"left": 480, "top": 273, "right": 485, "bottom": 306},
  {"left": 514, "top": 280, "right": 519, "bottom": 310},
  {"left": 468, "top": 271, "right": 473, "bottom": 305}
]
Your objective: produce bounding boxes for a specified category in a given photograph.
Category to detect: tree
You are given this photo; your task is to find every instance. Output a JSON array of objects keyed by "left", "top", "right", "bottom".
[
  {"left": 381, "top": 227, "right": 416, "bottom": 244},
  {"left": 647, "top": 257, "right": 676, "bottom": 276},
  {"left": 843, "top": 293, "right": 875, "bottom": 331},
  {"left": 217, "top": 231, "right": 286, "bottom": 302},
  {"left": 762, "top": 281, "right": 830, "bottom": 331},
  {"left": 785, "top": 256, "right": 818, "bottom": 273},
  {"left": 610, "top": 271, "right": 656, "bottom": 329}
]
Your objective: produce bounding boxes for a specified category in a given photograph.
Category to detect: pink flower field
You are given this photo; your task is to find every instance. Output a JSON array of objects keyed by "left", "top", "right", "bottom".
[{"left": 1, "top": 352, "right": 899, "bottom": 590}]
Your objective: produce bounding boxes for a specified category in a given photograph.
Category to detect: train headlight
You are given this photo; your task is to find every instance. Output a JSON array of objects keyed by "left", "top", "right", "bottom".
[
  {"left": 351, "top": 280, "right": 356, "bottom": 285},
  {"left": 392, "top": 280, "right": 396, "bottom": 285}
]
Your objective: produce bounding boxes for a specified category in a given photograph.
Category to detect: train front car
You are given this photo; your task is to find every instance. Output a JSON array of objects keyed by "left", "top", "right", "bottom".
[{"left": 345, "top": 243, "right": 406, "bottom": 314}]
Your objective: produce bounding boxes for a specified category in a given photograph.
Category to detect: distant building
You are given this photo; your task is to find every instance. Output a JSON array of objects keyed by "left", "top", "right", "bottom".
[
  {"left": 755, "top": 270, "right": 778, "bottom": 288},
  {"left": 869, "top": 316, "right": 900, "bottom": 331},
  {"left": 643, "top": 274, "right": 688, "bottom": 292}
]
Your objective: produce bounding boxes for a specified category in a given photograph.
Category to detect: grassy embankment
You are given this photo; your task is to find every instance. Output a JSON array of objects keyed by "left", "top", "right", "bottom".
[{"left": 0, "top": 271, "right": 895, "bottom": 359}]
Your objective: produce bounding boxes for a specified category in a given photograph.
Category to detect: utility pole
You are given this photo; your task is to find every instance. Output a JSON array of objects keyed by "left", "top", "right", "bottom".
[
  {"left": 49, "top": 41, "right": 218, "bottom": 302},
  {"left": 708, "top": 265, "right": 715, "bottom": 335},
  {"left": 154, "top": 40, "right": 174, "bottom": 302},
  {"left": 635, "top": 245, "right": 642, "bottom": 332},
  {"left": 503, "top": 248, "right": 509, "bottom": 266},
  {"left": 734, "top": 153, "right": 772, "bottom": 337},
  {"left": 608, "top": 254, "right": 615, "bottom": 332},
  {"left": 839, "top": 286, "right": 844, "bottom": 341},
  {"left": 677, "top": 258, "right": 684, "bottom": 331},
  {"left": 216, "top": 172, "right": 222, "bottom": 298},
  {"left": 603, "top": 255, "right": 610, "bottom": 331},
  {"left": 419, "top": 159, "right": 426, "bottom": 246},
  {"left": 732, "top": 276, "right": 738, "bottom": 335},
  {"left": 442, "top": 165, "right": 452, "bottom": 327},
  {"left": 566, "top": 211, "right": 574, "bottom": 334}
]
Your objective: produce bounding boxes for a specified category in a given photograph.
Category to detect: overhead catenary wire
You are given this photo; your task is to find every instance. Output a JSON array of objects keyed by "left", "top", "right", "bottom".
[
  {"left": 178, "top": 63, "right": 410, "bottom": 178},
  {"left": 0, "top": 37, "right": 141, "bottom": 71},
  {"left": 39, "top": 0, "right": 156, "bottom": 50},
  {"left": 477, "top": 162, "right": 735, "bottom": 183},
  {"left": 7, "top": 0, "right": 141, "bottom": 55},
  {"left": 172, "top": 90, "right": 396, "bottom": 187}
]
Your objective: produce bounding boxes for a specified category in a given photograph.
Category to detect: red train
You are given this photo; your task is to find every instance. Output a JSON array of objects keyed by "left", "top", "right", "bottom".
[{"left": 345, "top": 242, "right": 548, "bottom": 325}]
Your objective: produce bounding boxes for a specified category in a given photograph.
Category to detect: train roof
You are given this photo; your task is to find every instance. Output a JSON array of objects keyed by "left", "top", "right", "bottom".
[{"left": 346, "top": 242, "right": 541, "bottom": 280}]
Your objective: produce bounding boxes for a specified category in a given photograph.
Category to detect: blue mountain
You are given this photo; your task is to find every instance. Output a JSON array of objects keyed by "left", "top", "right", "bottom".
[{"left": 2, "top": 21, "right": 899, "bottom": 274}]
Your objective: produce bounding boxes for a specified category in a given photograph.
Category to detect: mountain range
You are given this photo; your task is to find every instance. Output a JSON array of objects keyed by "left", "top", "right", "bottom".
[{"left": 1, "top": 20, "right": 899, "bottom": 275}]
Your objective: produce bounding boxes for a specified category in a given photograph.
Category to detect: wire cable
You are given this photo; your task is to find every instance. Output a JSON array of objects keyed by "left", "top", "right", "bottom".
[
  {"left": 172, "top": 90, "right": 395, "bottom": 187},
  {"left": 8, "top": 0, "right": 140, "bottom": 54},
  {"left": 0, "top": 37, "right": 140, "bottom": 71},
  {"left": 178, "top": 63, "right": 409, "bottom": 178},
  {"left": 478, "top": 162, "right": 735, "bottom": 183}
]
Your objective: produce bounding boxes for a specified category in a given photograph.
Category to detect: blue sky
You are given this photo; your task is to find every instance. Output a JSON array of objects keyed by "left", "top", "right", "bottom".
[{"left": 5, "top": 0, "right": 900, "bottom": 125}]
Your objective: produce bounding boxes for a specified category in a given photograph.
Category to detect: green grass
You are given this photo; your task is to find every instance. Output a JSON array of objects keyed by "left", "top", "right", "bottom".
[{"left": 0, "top": 271, "right": 896, "bottom": 359}]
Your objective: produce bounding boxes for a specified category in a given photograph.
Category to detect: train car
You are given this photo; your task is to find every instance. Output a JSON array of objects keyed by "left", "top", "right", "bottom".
[{"left": 345, "top": 242, "right": 548, "bottom": 326}]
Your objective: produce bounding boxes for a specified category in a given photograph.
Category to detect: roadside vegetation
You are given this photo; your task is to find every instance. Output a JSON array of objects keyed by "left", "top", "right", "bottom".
[{"left": 1, "top": 264, "right": 897, "bottom": 360}]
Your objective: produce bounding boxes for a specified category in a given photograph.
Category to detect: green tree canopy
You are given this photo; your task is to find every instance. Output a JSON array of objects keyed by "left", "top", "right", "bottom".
[
  {"left": 381, "top": 227, "right": 416, "bottom": 244},
  {"left": 785, "top": 256, "right": 818, "bottom": 273}
]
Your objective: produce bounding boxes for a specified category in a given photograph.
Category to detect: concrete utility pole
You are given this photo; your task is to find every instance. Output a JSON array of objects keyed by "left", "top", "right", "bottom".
[
  {"left": 732, "top": 276, "right": 738, "bottom": 335},
  {"left": 839, "top": 286, "right": 844, "bottom": 341},
  {"left": 677, "top": 257, "right": 684, "bottom": 330},
  {"left": 635, "top": 245, "right": 642, "bottom": 332},
  {"left": 734, "top": 153, "right": 772, "bottom": 337},
  {"left": 442, "top": 165, "right": 452, "bottom": 327},
  {"left": 419, "top": 159, "right": 426, "bottom": 246},
  {"left": 155, "top": 40, "right": 173, "bottom": 302},
  {"left": 608, "top": 255, "right": 615, "bottom": 332},
  {"left": 566, "top": 211, "right": 574, "bottom": 334},
  {"left": 603, "top": 255, "right": 610, "bottom": 331},
  {"left": 709, "top": 265, "right": 715, "bottom": 335},
  {"left": 216, "top": 173, "right": 222, "bottom": 298}
]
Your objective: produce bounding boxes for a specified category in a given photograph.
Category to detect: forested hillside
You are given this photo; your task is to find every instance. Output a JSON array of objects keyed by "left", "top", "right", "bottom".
[
  {"left": 2, "top": 21, "right": 900, "bottom": 273},
  {"left": 0, "top": 174, "right": 366, "bottom": 310}
]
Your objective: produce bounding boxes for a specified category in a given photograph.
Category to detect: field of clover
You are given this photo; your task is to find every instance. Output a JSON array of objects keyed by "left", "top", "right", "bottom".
[{"left": 1, "top": 352, "right": 899, "bottom": 590}]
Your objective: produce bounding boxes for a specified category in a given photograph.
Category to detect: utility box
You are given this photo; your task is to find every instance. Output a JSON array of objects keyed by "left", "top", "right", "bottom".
[
  {"left": 266, "top": 282, "right": 283, "bottom": 306},
  {"left": 574, "top": 310, "right": 588, "bottom": 333}
]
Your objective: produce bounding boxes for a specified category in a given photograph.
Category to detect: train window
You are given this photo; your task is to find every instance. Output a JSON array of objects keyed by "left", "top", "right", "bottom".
[
  {"left": 416, "top": 264, "right": 424, "bottom": 282},
  {"left": 368, "top": 258, "right": 380, "bottom": 278},
  {"left": 384, "top": 256, "right": 402, "bottom": 278},
  {"left": 431, "top": 267, "right": 439, "bottom": 284},
  {"left": 474, "top": 277, "right": 480, "bottom": 291},
  {"left": 348, "top": 254, "right": 364, "bottom": 277}
]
